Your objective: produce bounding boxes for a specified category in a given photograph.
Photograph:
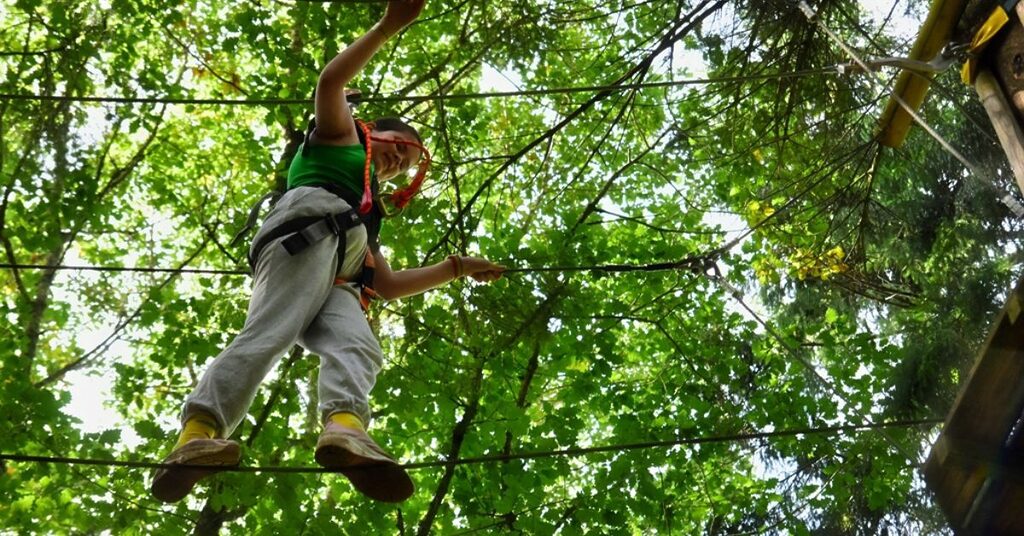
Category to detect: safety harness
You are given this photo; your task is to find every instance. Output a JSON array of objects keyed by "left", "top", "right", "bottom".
[
  {"left": 246, "top": 119, "right": 431, "bottom": 312},
  {"left": 247, "top": 181, "right": 381, "bottom": 311}
]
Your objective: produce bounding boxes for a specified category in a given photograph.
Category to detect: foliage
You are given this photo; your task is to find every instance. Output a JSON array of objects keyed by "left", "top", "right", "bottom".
[{"left": 0, "top": 0, "right": 1019, "bottom": 534}]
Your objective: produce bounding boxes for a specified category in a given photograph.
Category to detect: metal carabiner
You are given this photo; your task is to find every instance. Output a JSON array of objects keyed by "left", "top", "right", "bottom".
[{"left": 375, "top": 195, "right": 403, "bottom": 218}]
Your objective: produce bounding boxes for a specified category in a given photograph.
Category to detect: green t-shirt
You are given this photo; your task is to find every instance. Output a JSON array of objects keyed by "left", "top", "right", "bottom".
[{"left": 287, "top": 143, "right": 378, "bottom": 196}]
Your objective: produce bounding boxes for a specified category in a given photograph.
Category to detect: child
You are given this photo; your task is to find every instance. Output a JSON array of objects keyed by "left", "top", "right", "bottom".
[{"left": 151, "top": 0, "right": 504, "bottom": 504}]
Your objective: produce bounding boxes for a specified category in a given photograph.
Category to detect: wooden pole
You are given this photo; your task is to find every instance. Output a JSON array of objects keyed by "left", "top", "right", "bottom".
[
  {"left": 876, "top": 0, "right": 967, "bottom": 148},
  {"left": 976, "top": 69, "right": 1024, "bottom": 199}
]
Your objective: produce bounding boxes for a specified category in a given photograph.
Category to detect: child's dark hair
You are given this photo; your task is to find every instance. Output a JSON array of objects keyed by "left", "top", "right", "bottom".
[
  {"left": 371, "top": 117, "right": 421, "bottom": 143},
  {"left": 300, "top": 91, "right": 421, "bottom": 149}
]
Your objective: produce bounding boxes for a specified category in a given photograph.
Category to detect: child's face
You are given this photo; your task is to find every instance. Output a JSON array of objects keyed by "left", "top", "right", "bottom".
[{"left": 370, "top": 130, "right": 423, "bottom": 181}]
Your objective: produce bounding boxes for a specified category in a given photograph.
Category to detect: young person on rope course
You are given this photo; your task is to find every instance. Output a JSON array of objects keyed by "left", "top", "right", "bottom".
[{"left": 150, "top": 0, "right": 504, "bottom": 504}]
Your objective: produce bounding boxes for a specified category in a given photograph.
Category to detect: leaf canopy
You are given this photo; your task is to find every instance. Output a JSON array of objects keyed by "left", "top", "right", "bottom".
[{"left": 0, "top": 0, "right": 1018, "bottom": 534}]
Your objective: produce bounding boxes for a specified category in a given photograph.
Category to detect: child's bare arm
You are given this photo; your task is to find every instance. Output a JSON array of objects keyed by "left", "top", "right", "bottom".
[
  {"left": 313, "top": 0, "right": 425, "bottom": 144},
  {"left": 372, "top": 251, "right": 504, "bottom": 300}
]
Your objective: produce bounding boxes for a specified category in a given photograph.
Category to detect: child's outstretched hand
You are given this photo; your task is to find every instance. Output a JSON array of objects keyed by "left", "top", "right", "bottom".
[
  {"left": 461, "top": 257, "right": 505, "bottom": 283},
  {"left": 379, "top": 0, "right": 426, "bottom": 37}
]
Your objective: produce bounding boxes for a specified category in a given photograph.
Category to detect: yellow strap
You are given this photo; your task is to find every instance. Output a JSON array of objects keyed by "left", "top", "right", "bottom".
[{"left": 962, "top": 6, "right": 1012, "bottom": 84}]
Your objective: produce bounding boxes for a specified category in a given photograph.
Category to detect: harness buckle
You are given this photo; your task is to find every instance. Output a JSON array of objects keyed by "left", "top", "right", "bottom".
[{"left": 325, "top": 213, "right": 342, "bottom": 236}]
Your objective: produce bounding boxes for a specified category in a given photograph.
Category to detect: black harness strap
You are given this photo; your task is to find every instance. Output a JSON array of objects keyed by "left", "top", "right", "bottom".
[
  {"left": 281, "top": 209, "right": 362, "bottom": 256},
  {"left": 230, "top": 191, "right": 281, "bottom": 249},
  {"left": 310, "top": 181, "right": 383, "bottom": 252},
  {"left": 248, "top": 208, "right": 362, "bottom": 271},
  {"left": 249, "top": 215, "right": 320, "bottom": 270}
]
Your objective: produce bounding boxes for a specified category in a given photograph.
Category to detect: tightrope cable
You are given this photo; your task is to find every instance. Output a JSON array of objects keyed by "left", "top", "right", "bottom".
[{"left": 0, "top": 418, "right": 940, "bottom": 474}]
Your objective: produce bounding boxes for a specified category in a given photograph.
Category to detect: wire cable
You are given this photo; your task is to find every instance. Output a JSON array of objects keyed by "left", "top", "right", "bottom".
[
  {"left": 798, "top": 1, "right": 1024, "bottom": 219},
  {"left": 0, "top": 263, "right": 248, "bottom": 276},
  {"left": 0, "top": 256, "right": 713, "bottom": 277},
  {"left": 0, "top": 69, "right": 838, "bottom": 106},
  {"left": 0, "top": 418, "right": 940, "bottom": 474}
]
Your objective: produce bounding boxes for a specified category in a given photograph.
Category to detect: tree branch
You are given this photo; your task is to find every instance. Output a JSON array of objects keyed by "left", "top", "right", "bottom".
[{"left": 421, "top": 0, "right": 728, "bottom": 263}]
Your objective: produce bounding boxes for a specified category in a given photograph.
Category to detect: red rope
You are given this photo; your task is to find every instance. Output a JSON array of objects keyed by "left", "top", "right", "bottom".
[{"left": 356, "top": 120, "right": 376, "bottom": 214}]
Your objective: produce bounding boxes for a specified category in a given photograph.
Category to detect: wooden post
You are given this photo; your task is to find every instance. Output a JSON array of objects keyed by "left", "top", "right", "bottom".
[
  {"left": 923, "top": 276, "right": 1024, "bottom": 535},
  {"left": 976, "top": 69, "right": 1024, "bottom": 199},
  {"left": 975, "top": 3, "right": 1024, "bottom": 200}
]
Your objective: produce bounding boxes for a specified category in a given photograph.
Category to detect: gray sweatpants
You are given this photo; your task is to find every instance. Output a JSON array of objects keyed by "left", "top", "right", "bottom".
[{"left": 182, "top": 187, "right": 383, "bottom": 437}]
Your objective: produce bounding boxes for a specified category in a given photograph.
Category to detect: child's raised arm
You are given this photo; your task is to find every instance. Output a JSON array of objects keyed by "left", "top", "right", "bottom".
[{"left": 312, "top": 0, "right": 425, "bottom": 145}]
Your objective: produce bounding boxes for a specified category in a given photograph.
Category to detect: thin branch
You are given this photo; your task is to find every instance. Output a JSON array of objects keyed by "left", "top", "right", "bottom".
[
  {"left": 422, "top": 0, "right": 730, "bottom": 263},
  {"left": 35, "top": 239, "right": 210, "bottom": 387}
]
